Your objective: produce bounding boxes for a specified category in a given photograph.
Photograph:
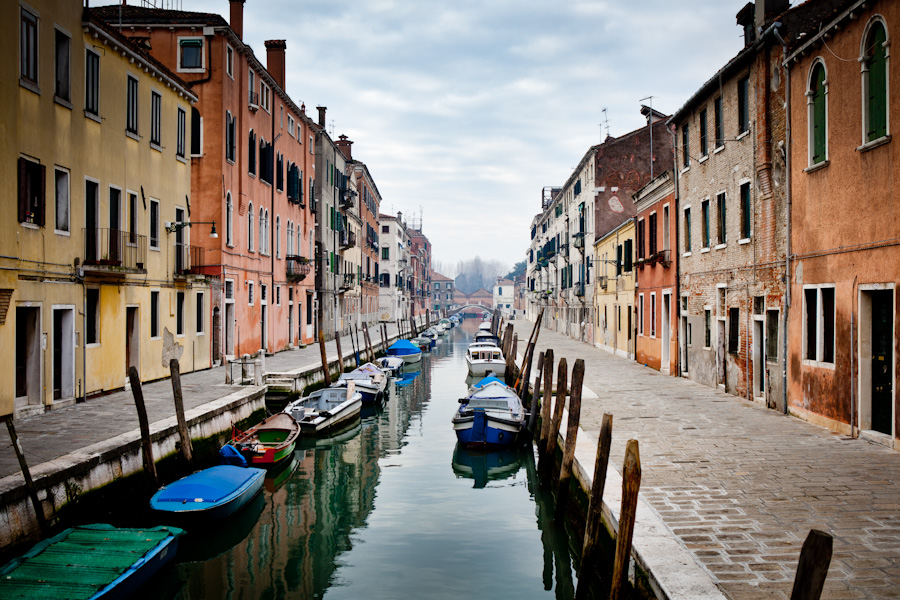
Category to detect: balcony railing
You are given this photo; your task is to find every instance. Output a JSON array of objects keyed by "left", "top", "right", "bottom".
[
  {"left": 574, "top": 281, "right": 585, "bottom": 297},
  {"left": 248, "top": 90, "right": 259, "bottom": 108},
  {"left": 286, "top": 255, "right": 311, "bottom": 281},
  {"left": 174, "top": 244, "right": 207, "bottom": 276},
  {"left": 83, "top": 228, "right": 147, "bottom": 272},
  {"left": 573, "top": 232, "right": 585, "bottom": 249},
  {"left": 339, "top": 229, "right": 356, "bottom": 249},
  {"left": 339, "top": 273, "right": 355, "bottom": 290}
]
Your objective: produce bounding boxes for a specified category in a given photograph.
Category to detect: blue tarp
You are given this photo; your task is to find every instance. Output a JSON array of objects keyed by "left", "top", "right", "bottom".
[
  {"left": 387, "top": 339, "right": 422, "bottom": 356},
  {"left": 154, "top": 465, "right": 259, "bottom": 503},
  {"left": 473, "top": 376, "right": 505, "bottom": 389}
]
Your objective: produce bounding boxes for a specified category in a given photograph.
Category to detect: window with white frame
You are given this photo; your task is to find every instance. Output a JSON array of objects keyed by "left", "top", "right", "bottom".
[
  {"left": 178, "top": 37, "right": 204, "bottom": 72},
  {"left": 650, "top": 293, "right": 657, "bottom": 338},
  {"left": 20, "top": 7, "right": 38, "bottom": 88},
  {"left": 176, "top": 107, "right": 186, "bottom": 158},
  {"left": 260, "top": 82, "right": 270, "bottom": 111},
  {"left": 248, "top": 281, "right": 255, "bottom": 305},
  {"left": 862, "top": 19, "right": 888, "bottom": 144},
  {"left": 638, "top": 293, "right": 645, "bottom": 336},
  {"left": 55, "top": 167, "right": 70, "bottom": 233},
  {"left": 248, "top": 202, "right": 254, "bottom": 252},
  {"left": 126, "top": 75, "right": 139, "bottom": 135},
  {"left": 85, "top": 48, "right": 100, "bottom": 116},
  {"left": 150, "top": 91, "right": 162, "bottom": 147},
  {"left": 803, "top": 285, "right": 835, "bottom": 365},
  {"left": 226, "top": 192, "right": 233, "bottom": 246},
  {"left": 276, "top": 216, "right": 281, "bottom": 258},
  {"left": 288, "top": 114, "right": 295, "bottom": 137},
  {"left": 808, "top": 60, "right": 828, "bottom": 166},
  {"left": 149, "top": 198, "right": 159, "bottom": 250},
  {"left": 226, "top": 44, "right": 234, "bottom": 79}
]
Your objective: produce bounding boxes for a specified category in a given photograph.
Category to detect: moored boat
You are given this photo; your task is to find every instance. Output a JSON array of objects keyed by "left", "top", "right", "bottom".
[
  {"left": 332, "top": 362, "right": 388, "bottom": 403},
  {"left": 150, "top": 465, "right": 266, "bottom": 520},
  {"left": 374, "top": 355, "right": 404, "bottom": 376},
  {"left": 386, "top": 339, "right": 422, "bottom": 363},
  {"left": 465, "top": 342, "right": 506, "bottom": 377},
  {"left": 284, "top": 382, "right": 362, "bottom": 435},
  {"left": 411, "top": 335, "right": 433, "bottom": 351},
  {"left": 452, "top": 378, "right": 525, "bottom": 448},
  {"left": 0, "top": 524, "right": 184, "bottom": 600},
  {"left": 226, "top": 412, "right": 301, "bottom": 466}
]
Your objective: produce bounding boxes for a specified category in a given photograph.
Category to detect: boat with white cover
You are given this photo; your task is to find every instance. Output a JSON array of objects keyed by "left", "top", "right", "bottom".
[
  {"left": 452, "top": 377, "right": 525, "bottom": 448},
  {"left": 332, "top": 362, "right": 388, "bottom": 403},
  {"left": 465, "top": 342, "right": 506, "bottom": 377},
  {"left": 284, "top": 382, "right": 362, "bottom": 436}
]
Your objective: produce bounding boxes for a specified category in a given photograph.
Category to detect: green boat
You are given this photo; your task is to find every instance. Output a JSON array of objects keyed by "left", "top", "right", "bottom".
[{"left": 0, "top": 524, "right": 184, "bottom": 599}]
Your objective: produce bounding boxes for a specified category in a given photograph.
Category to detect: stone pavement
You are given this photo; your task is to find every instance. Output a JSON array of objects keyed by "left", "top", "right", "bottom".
[
  {"left": 511, "top": 319, "right": 900, "bottom": 600},
  {"left": 0, "top": 322, "right": 404, "bottom": 480}
]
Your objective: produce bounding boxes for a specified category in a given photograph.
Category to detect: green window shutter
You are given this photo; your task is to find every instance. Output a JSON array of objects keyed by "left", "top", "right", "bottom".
[
  {"left": 867, "top": 23, "right": 887, "bottom": 141},
  {"left": 624, "top": 240, "right": 632, "bottom": 272},
  {"left": 812, "top": 64, "right": 827, "bottom": 163}
]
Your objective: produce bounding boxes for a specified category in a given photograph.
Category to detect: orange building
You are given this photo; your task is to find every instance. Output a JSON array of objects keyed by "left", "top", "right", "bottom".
[
  {"left": 95, "top": 1, "right": 317, "bottom": 359},
  {"left": 785, "top": 0, "right": 899, "bottom": 447}
]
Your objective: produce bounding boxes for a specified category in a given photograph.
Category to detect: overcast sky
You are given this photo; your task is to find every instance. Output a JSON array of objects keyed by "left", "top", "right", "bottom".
[{"left": 184, "top": 0, "right": 748, "bottom": 272}]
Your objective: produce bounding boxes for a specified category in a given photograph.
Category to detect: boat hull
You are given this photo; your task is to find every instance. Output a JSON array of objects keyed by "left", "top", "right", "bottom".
[
  {"left": 150, "top": 465, "right": 266, "bottom": 520},
  {"left": 230, "top": 413, "right": 301, "bottom": 468},
  {"left": 453, "top": 410, "right": 523, "bottom": 448},
  {"left": 466, "top": 358, "right": 506, "bottom": 377},
  {"left": 286, "top": 390, "right": 362, "bottom": 436}
]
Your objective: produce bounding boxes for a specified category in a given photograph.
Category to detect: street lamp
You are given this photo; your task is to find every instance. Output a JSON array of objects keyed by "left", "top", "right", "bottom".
[{"left": 165, "top": 221, "right": 218, "bottom": 238}]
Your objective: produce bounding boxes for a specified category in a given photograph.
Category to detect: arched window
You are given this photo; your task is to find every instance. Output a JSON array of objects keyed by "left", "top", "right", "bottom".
[
  {"left": 248, "top": 202, "right": 254, "bottom": 252},
  {"left": 808, "top": 60, "right": 828, "bottom": 165},
  {"left": 862, "top": 19, "right": 888, "bottom": 142},
  {"left": 287, "top": 220, "right": 293, "bottom": 256},
  {"left": 226, "top": 192, "right": 233, "bottom": 246},
  {"left": 259, "top": 207, "right": 265, "bottom": 255},
  {"left": 276, "top": 216, "right": 281, "bottom": 258}
]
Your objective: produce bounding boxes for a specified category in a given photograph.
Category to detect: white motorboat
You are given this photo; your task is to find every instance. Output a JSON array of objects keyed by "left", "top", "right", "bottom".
[
  {"left": 478, "top": 321, "right": 493, "bottom": 332},
  {"left": 466, "top": 342, "right": 506, "bottom": 377},
  {"left": 332, "top": 363, "right": 388, "bottom": 403},
  {"left": 374, "top": 356, "right": 404, "bottom": 377},
  {"left": 452, "top": 378, "right": 525, "bottom": 448},
  {"left": 284, "top": 382, "right": 362, "bottom": 436}
]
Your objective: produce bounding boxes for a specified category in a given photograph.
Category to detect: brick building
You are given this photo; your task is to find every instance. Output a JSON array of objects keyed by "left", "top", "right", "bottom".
[{"left": 671, "top": 0, "right": 789, "bottom": 408}]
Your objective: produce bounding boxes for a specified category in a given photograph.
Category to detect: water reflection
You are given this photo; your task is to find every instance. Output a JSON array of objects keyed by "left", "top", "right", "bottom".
[{"left": 150, "top": 321, "right": 578, "bottom": 599}]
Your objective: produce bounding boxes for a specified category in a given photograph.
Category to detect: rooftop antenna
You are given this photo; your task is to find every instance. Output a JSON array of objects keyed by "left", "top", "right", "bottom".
[
  {"left": 329, "top": 118, "right": 335, "bottom": 138},
  {"left": 640, "top": 95, "right": 655, "bottom": 179},
  {"left": 601, "top": 107, "right": 610, "bottom": 142}
]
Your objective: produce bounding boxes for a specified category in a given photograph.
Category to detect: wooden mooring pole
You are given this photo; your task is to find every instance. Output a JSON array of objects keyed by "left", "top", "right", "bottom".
[
  {"left": 539, "top": 349, "right": 555, "bottom": 450},
  {"left": 505, "top": 333, "right": 518, "bottom": 386},
  {"left": 527, "top": 351, "right": 545, "bottom": 434},
  {"left": 575, "top": 413, "right": 613, "bottom": 600},
  {"left": 609, "top": 439, "right": 641, "bottom": 600},
  {"left": 318, "top": 331, "right": 332, "bottom": 386},
  {"left": 790, "top": 529, "right": 833, "bottom": 600},
  {"left": 335, "top": 329, "right": 344, "bottom": 374},
  {"left": 168, "top": 359, "right": 194, "bottom": 468},
  {"left": 128, "top": 366, "right": 159, "bottom": 490},
  {"left": 364, "top": 327, "right": 375, "bottom": 363},
  {"left": 516, "top": 308, "right": 544, "bottom": 399},
  {"left": 4, "top": 416, "right": 48, "bottom": 535},
  {"left": 555, "top": 358, "right": 584, "bottom": 520},
  {"left": 541, "top": 358, "right": 567, "bottom": 482}
]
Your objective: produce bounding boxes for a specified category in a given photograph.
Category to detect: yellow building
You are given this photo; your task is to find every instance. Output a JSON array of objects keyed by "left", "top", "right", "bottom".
[
  {"left": 593, "top": 219, "right": 635, "bottom": 359},
  {"left": 1, "top": 3, "right": 209, "bottom": 418}
]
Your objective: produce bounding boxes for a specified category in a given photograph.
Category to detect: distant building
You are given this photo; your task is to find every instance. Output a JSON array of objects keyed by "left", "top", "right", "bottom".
[
  {"left": 493, "top": 278, "right": 514, "bottom": 318},
  {"left": 432, "top": 273, "right": 455, "bottom": 314},
  {"left": 378, "top": 213, "right": 410, "bottom": 322},
  {"left": 593, "top": 219, "right": 635, "bottom": 359}
]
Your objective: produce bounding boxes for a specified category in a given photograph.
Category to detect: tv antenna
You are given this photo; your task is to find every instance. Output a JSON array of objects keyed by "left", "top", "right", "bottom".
[{"left": 600, "top": 108, "right": 610, "bottom": 142}]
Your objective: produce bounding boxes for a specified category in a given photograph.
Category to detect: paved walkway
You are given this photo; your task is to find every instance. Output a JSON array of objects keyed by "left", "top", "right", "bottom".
[
  {"left": 0, "top": 322, "right": 406, "bottom": 480},
  {"left": 511, "top": 319, "right": 900, "bottom": 600}
]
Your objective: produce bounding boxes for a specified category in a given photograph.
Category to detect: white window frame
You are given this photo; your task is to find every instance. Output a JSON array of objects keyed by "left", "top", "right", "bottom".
[
  {"left": 288, "top": 114, "right": 295, "bottom": 137},
  {"left": 176, "top": 35, "right": 205, "bottom": 74},
  {"left": 176, "top": 105, "right": 186, "bottom": 160},
  {"left": 248, "top": 280, "right": 255, "bottom": 306},
  {"left": 248, "top": 202, "right": 255, "bottom": 252},
  {"left": 802, "top": 284, "right": 836, "bottom": 368},
  {"left": 650, "top": 292, "right": 657, "bottom": 339},
  {"left": 859, "top": 16, "right": 891, "bottom": 148},
  {"left": 54, "top": 166, "right": 70, "bottom": 235},
  {"left": 149, "top": 198, "right": 160, "bottom": 251},
  {"left": 225, "top": 44, "right": 234, "bottom": 79},
  {"left": 225, "top": 192, "right": 234, "bottom": 248},
  {"left": 806, "top": 57, "right": 829, "bottom": 168},
  {"left": 260, "top": 82, "right": 270, "bottom": 112},
  {"left": 638, "top": 293, "right": 645, "bottom": 336},
  {"left": 150, "top": 89, "right": 162, "bottom": 150},
  {"left": 196, "top": 291, "right": 205, "bottom": 335}
]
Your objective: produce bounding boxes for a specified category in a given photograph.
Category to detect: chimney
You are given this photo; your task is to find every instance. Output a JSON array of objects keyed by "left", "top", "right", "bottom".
[
  {"left": 755, "top": 0, "right": 789, "bottom": 30},
  {"left": 336, "top": 134, "right": 353, "bottom": 161},
  {"left": 229, "top": 0, "right": 245, "bottom": 40},
  {"left": 317, "top": 106, "right": 327, "bottom": 127},
  {"left": 265, "top": 40, "right": 286, "bottom": 90}
]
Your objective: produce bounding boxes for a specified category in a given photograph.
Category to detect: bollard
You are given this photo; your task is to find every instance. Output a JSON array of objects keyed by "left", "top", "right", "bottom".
[
  {"left": 790, "top": 530, "right": 833, "bottom": 600},
  {"left": 610, "top": 439, "right": 641, "bottom": 600}
]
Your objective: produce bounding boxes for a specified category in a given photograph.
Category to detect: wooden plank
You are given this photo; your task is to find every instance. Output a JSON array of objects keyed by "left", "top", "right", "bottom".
[
  {"left": 790, "top": 529, "right": 833, "bottom": 600},
  {"left": 556, "top": 358, "right": 584, "bottom": 519},
  {"left": 610, "top": 439, "right": 641, "bottom": 600},
  {"left": 4, "top": 416, "right": 48, "bottom": 535},
  {"left": 128, "top": 366, "right": 159, "bottom": 489},
  {"left": 168, "top": 359, "right": 193, "bottom": 467},
  {"left": 318, "top": 331, "right": 332, "bottom": 386},
  {"left": 539, "top": 349, "right": 555, "bottom": 449},
  {"left": 576, "top": 412, "right": 613, "bottom": 599}
]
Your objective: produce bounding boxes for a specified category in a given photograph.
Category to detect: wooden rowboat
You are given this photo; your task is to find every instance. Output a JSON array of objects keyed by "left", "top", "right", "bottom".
[{"left": 228, "top": 412, "right": 301, "bottom": 467}]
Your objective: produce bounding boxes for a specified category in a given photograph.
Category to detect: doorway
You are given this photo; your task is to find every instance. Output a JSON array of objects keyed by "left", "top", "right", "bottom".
[
  {"left": 212, "top": 306, "right": 221, "bottom": 362},
  {"left": 225, "top": 302, "right": 235, "bottom": 356},
  {"left": 859, "top": 288, "right": 895, "bottom": 436},
  {"left": 126, "top": 306, "right": 139, "bottom": 379},
  {"left": 661, "top": 294, "right": 671, "bottom": 372},
  {"left": 753, "top": 319, "right": 765, "bottom": 400},
  {"left": 15, "top": 306, "right": 41, "bottom": 409},
  {"left": 53, "top": 307, "right": 75, "bottom": 401}
]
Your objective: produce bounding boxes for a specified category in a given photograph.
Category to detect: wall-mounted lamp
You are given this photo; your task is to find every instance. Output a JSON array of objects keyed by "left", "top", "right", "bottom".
[{"left": 165, "top": 220, "right": 218, "bottom": 238}]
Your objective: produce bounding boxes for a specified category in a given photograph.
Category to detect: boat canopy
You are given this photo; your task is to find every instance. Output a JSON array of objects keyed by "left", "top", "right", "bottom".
[
  {"left": 466, "top": 381, "right": 522, "bottom": 411},
  {"left": 387, "top": 339, "right": 422, "bottom": 356},
  {"left": 473, "top": 375, "right": 505, "bottom": 388},
  {"left": 153, "top": 465, "right": 260, "bottom": 504}
]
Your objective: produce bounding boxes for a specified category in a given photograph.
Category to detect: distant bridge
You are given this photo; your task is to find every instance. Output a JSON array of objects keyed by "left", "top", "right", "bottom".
[{"left": 447, "top": 302, "right": 493, "bottom": 316}]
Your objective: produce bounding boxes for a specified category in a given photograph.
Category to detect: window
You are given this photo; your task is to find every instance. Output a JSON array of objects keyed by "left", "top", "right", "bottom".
[
  {"left": 714, "top": 96, "right": 724, "bottom": 148},
  {"left": 55, "top": 168, "right": 69, "bottom": 233},
  {"left": 276, "top": 152, "right": 284, "bottom": 191},
  {"left": 149, "top": 199, "right": 159, "bottom": 249},
  {"left": 705, "top": 309, "right": 712, "bottom": 347},
  {"left": 803, "top": 286, "right": 835, "bottom": 364},
  {"left": 176, "top": 292, "right": 185, "bottom": 336},
  {"left": 86, "top": 288, "right": 100, "bottom": 344},
  {"left": 226, "top": 44, "right": 234, "bottom": 79},
  {"left": 248, "top": 129, "right": 256, "bottom": 175},
  {"left": 728, "top": 307, "right": 739, "bottom": 354},
  {"left": 126, "top": 76, "right": 139, "bottom": 135},
  {"left": 738, "top": 74, "right": 750, "bottom": 134},
  {"left": 288, "top": 115, "right": 295, "bottom": 137},
  {"left": 681, "top": 123, "right": 690, "bottom": 168},
  {"left": 623, "top": 239, "right": 633, "bottom": 272},
  {"left": 699, "top": 108, "right": 708, "bottom": 157},
  {"left": 248, "top": 68, "right": 256, "bottom": 105},
  {"left": 150, "top": 91, "right": 162, "bottom": 147},
  {"left": 740, "top": 182, "right": 751, "bottom": 239},
  {"left": 716, "top": 192, "right": 726, "bottom": 245},
  {"left": 276, "top": 285, "right": 281, "bottom": 306},
  {"left": 226, "top": 193, "right": 233, "bottom": 246},
  {"left": 20, "top": 7, "right": 38, "bottom": 87},
  {"left": 150, "top": 291, "right": 160, "bottom": 338},
  {"left": 191, "top": 107, "right": 202, "bottom": 156},
  {"left": 382, "top": 246, "right": 389, "bottom": 260},
  {"left": 638, "top": 293, "right": 645, "bottom": 336},
  {"left": 85, "top": 49, "right": 100, "bottom": 116},
  {"left": 248, "top": 281, "right": 254, "bottom": 305},
  {"left": 636, "top": 219, "right": 645, "bottom": 259},
  {"left": 649, "top": 212, "right": 658, "bottom": 256},
  {"left": 650, "top": 293, "right": 656, "bottom": 338},
  {"left": 55, "top": 29, "right": 70, "bottom": 102},
  {"left": 683, "top": 207, "right": 691, "bottom": 252},
  {"left": 275, "top": 216, "right": 281, "bottom": 258},
  {"left": 766, "top": 309, "right": 779, "bottom": 362},
  {"left": 701, "top": 199, "right": 710, "bottom": 248},
  {"left": 179, "top": 38, "right": 203, "bottom": 70},
  {"left": 176, "top": 107, "right": 186, "bottom": 158},
  {"left": 128, "top": 192, "right": 137, "bottom": 244},
  {"left": 260, "top": 83, "right": 270, "bottom": 111},
  {"left": 863, "top": 21, "right": 888, "bottom": 142},
  {"left": 17, "top": 157, "right": 45, "bottom": 226},
  {"left": 248, "top": 203, "right": 255, "bottom": 252},
  {"left": 382, "top": 225, "right": 389, "bottom": 234},
  {"left": 196, "top": 292, "right": 204, "bottom": 334},
  {"left": 663, "top": 205, "right": 670, "bottom": 251},
  {"left": 809, "top": 61, "right": 827, "bottom": 165},
  {"left": 259, "top": 208, "right": 266, "bottom": 254},
  {"left": 225, "top": 111, "right": 236, "bottom": 162}
]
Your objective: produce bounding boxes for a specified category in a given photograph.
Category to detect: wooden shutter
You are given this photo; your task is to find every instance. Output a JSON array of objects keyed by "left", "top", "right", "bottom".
[
  {"left": 867, "top": 24, "right": 887, "bottom": 141},
  {"left": 18, "top": 158, "right": 28, "bottom": 223},
  {"left": 37, "top": 163, "right": 46, "bottom": 227},
  {"left": 812, "top": 65, "right": 827, "bottom": 163}
]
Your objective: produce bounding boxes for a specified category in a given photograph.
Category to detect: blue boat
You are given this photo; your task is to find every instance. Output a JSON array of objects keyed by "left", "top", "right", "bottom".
[
  {"left": 150, "top": 464, "right": 266, "bottom": 520},
  {"left": 386, "top": 339, "right": 422, "bottom": 364},
  {"left": 452, "top": 379, "right": 526, "bottom": 448},
  {"left": 0, "top": 524, "right": 184, "bottom": 599}
]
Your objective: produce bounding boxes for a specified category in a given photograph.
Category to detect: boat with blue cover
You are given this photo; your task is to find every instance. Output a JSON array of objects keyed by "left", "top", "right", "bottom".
[
  {"left": 0, "top": 524, "right": 184, "bottom": 599},
  {"left": 150, "top": 464, "right": 266, "bottom": 520},
  {"left": 386, "top": 339, "right": 422, "bottom": 363},
  {"left": 452, "top": 377, "right": 525, "bottom": 448}
]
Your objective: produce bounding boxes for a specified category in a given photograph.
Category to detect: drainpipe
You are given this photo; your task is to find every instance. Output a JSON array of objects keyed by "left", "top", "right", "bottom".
[
  {"left": 774, "top": 25, "right": 791, "bottom": 415},
  {"left": 668, "top": 122, "right": 682, "bottom": 376}
]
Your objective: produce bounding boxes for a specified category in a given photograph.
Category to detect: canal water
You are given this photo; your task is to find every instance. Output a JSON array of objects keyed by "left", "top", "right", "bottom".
[{"left": 148, "top": 319, "right": 581, "bottom": 599}]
